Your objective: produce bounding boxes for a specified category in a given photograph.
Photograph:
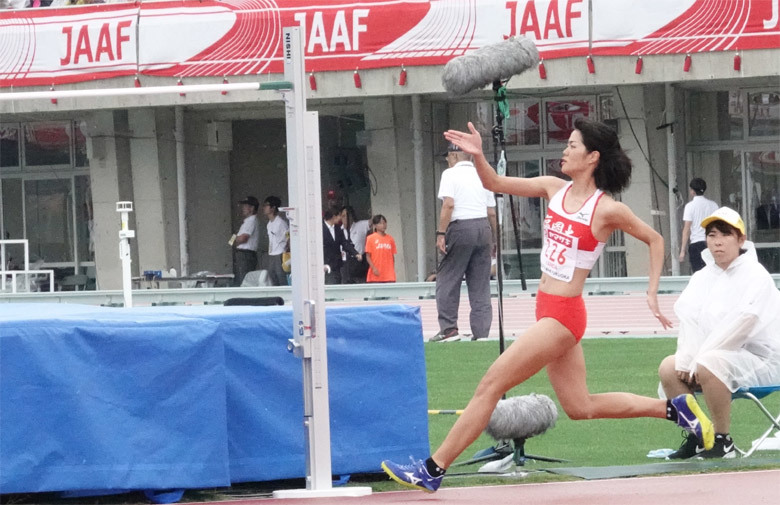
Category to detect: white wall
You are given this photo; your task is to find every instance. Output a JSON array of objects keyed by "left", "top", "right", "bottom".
[
  {"left": 87, "top": 110, "right": 138, "bottom": 289},
  {"left": 614, "top": 85, "right": 659, "bottom": 277},
  {"left": 185, "top": 118, "right": 232, "bottom": 275}
]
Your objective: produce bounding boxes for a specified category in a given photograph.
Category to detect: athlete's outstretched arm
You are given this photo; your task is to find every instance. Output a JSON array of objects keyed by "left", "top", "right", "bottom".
[
  {"left": 444, "top": 122, "right": 564, "bottom": 199},
  {"left": 602, "top": 201, "right": 673, "bottom": 329}
]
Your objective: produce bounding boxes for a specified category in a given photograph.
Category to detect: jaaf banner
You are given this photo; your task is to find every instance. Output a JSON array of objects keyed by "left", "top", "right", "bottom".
[{"left": 1, "top": 0, "right": 778, "bottom": 87}]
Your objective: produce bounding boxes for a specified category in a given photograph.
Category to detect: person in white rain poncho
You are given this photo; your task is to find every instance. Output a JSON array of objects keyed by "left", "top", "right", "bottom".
[{"left": 659, "top": 206, "right": 780, "bottom": 459}]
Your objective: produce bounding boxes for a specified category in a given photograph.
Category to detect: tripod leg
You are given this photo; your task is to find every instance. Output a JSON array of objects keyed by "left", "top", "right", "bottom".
[
  {"left": 508, "top": 195, "right": 527, "bottom": 290},
  {"left": 513, "top": 438, "right": 569, "bottom": 466}
]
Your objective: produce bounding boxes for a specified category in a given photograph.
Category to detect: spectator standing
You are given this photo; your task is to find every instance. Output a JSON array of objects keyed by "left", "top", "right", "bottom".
[
  {"left": 679, "top": 177, "right": 718, "bottom": 272},
  {"left": 262, "top": 195, "right": 289, "bottom": 286},
  {"left": 339, "top": 205, "right": 371, "bottom": 283},
  {"left": 322, "top": 209, "right": 360, "bottom": 284},
  {"left": 365, "top": 214, "right": 397, "bottom": 283},
  {"left": 231, "top": 196, "right": 260, "bottom": 286},
  {"left": 431, "top": 142, "right": 497, "bottom": 342}
]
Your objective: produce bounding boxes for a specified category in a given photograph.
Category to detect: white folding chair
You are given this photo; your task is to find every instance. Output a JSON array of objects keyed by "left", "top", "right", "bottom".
[
  {"left": 59, "top": 274, "right": 89, "bottom": 291},
  {"left": 733, "top": 385, "right": 780, "bottom": 457},
  {"left": 240, "top": 269, "right": 272, "bottom": 287}
]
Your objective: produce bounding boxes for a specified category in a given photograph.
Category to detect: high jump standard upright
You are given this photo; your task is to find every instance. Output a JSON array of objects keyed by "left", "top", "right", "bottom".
[
  {"left": 274, "top": 27, "right": 371, "bottom": 499},
  {"left": 0, "top": 25, "right": 371, "bottom": 500}
]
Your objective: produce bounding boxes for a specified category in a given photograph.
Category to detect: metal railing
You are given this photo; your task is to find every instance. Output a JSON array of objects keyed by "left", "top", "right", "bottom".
[
  {"left": 0, "top": 239, "right": 55, "bottom": 294},
  {"left": 1, "top": 274, "right": 778, "bottom": 305}
]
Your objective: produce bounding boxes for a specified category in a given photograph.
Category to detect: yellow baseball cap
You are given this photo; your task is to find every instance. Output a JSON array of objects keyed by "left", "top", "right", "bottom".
[{"left": 700, "top": 206, "right": 745, "bottom": 235}]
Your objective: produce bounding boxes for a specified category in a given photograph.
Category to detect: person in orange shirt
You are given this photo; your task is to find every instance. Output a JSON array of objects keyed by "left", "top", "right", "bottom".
[{"left": 365, "top": 214, "right": 397, "bottom": 283}]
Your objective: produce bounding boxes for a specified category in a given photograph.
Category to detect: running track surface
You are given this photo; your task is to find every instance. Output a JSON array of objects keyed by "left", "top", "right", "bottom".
[
  {"left": 354, "top": 292, "right": 680, "bottom": 339},
  {"left": 210, "top": 469, "right": 778, "bottom": 504}
]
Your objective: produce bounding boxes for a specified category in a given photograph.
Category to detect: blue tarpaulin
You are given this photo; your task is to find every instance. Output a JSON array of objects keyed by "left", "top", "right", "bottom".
[{"left": 0, "top": 303, "right": 428, "bottom": 494}]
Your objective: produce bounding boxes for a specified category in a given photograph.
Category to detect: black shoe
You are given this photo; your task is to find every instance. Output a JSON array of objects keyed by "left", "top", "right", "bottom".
[
  {"left": 666, "top": 431, "right": 699, "bottom": 460},
  {"left": 430, "top": 328, "right": 460, "bottom": 343},
  {"left": 696, "top": 433, "right": 736, "bottom": 459}
]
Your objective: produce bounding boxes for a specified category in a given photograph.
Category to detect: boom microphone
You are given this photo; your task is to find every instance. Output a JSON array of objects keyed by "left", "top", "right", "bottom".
[
  {"left": 484, "top": 394, "right": 558, "bottom": 441},
  {"left": 441, "top": 37, "right": 540, "bottom": 97}
]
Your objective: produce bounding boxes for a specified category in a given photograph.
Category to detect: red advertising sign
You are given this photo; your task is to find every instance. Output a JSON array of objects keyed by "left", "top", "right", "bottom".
[{"left": 1, "top": 0, "right": 778, "bottom": 87}]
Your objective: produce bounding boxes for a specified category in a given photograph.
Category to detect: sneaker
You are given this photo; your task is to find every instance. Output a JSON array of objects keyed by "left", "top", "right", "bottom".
[
  {"left": 696, "top": 434, "right": 737, "bottom": 459},
  {"left": 665, "top": 431, "right": 699, "bottom": 460},
  {"left": 430, "top": 329, "right": 460, "bottom": 343},
  {"left": 671, "top": 394, "right": 715, "bottom": 450},
  {"left": 381, "top": 458, "right": 443, "bottom": 493}
]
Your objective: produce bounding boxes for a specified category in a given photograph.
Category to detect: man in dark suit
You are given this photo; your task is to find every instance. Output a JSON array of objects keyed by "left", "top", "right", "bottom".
[{"left": 322, "top": 209, "right": 361, "bottom": 284}]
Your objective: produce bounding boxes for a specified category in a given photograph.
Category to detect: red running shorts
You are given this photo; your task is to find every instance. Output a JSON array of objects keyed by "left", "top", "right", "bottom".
[{"left": 535, "top": 290, "right": 587, "bottom": 341}]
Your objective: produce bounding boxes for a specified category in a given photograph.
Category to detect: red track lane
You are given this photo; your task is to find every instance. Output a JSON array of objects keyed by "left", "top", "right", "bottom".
[
  {"left": 350, "top": 292, "right": 680, "bottom": 339},
  {"left": 209, "top": 469, "right": 779, "bottom": 504}
]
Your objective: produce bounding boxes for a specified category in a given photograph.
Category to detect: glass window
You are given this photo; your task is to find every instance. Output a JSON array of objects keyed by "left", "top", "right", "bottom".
[
  {"left": 504, "top": 100, "right": 541, "bottom": 147},
  {"left": 544, "top": 157, "right": 568, "bottom": 180},
  {"left": 74, "top": 121, "right": 89, "bottom": 167},
  {"left": 544, "top": 99, "right": 594, "bottom": 145},
  {"left": 602, "top": 209, "right": 627, "bottom": 277},
  {"left": 748, "top": 92, "right": 780, "bottom": 138},
  {"left": 748, "top": 150, "right": 780, "bottom": 240},
  {"left": 75, "top": 175, "right": 94, "bottom": 263},
  {"left": 747, "top": 150, "right": 780, "bottom": 273},
  {"left": 24, "top": 179, "right": 74, "bottom": 263},
  {"left": 24, "top": 122, "right": 71, "bottom": 167},
  {"left": 599, "top": 94, "right": 617, "bottom": 121},
  {"left": 688, "top": 91, "right": 743, "bottom": 142},
  {"left": 507, "top": 161, "right": 542, "bottom": 247},
  {"left": 1, "top": 178, "right": 24, "bottom": 268},
  {"left": 1, "top": 124, "right": 20, "bottom": 168},
  {"left": 497, "top": 160, "right": 543, "bottom": 280}
]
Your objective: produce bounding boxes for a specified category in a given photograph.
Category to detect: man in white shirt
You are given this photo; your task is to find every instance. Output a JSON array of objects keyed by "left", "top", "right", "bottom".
[
  {"left": 432, "top": 143, "right": 497, "bottom": 342},
  {"left": 262, "top": 195, "right": 289, "bottom": 286},
  {"left": 232, "top": 196, "right": 260, "bottom": 286},
  {"left": 679, "top": 178, "right": 718, "bottom": 272}
]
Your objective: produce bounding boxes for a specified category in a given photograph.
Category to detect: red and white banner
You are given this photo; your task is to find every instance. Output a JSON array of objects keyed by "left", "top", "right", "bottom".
[{"left": 1, "top": 0, "right": 778, "bottom": 87}]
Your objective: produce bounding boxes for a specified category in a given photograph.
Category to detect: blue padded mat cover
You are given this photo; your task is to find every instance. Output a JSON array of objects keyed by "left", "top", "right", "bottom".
[
  {"left": 0, "top": 303, "right": 427, "bottom": 490},
  {"left": 134, "top": 304, "right": 430, "bottom": 482},
  {"left": 0, "top": 304, "right": 230, "bottom": 493}
]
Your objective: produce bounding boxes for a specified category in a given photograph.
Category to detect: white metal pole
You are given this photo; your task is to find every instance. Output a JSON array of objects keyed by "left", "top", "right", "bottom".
[
  {"left": 175, "top": 106, "right": 189, "bottom": 276},
  {"left": 412, "top": 94, "right": 426, "bottom": 281},
  {"left": 666, "top": 84, "right": 680, "bottom": 276},
  {"left": 117, "top": 202, "right": 135, "bottom": 307},
  {"left": 0, "top": 82, "right": 283, "bottom": 101},
  {"left": 274, "top": 26, "right": 369, "bottom": 499}
]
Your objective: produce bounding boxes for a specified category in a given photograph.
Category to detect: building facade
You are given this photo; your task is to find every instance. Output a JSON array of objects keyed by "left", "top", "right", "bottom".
[{"left": 1, "top": 0, "right": 778, "bottom": 289}]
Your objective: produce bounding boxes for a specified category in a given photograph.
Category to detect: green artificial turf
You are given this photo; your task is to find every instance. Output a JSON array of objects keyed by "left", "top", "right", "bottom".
[{"left": 426, "top": 338, "right": 780, "bottom": 469}]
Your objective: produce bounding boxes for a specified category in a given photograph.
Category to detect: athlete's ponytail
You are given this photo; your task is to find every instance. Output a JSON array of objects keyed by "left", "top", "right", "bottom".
[{"left": 574, "top": 117, "right": 632, "bottom": 194}]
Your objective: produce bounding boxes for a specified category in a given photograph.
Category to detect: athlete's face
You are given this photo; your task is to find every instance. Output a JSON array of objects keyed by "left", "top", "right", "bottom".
[{"left": 561, "top": 129, "right": 598, "bottom": 175}]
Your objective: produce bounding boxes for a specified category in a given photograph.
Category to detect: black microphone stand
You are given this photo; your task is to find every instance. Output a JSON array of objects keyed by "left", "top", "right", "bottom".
[
  {"left": 455, "top": 81, "right": 565, "bottom": 471},
  {"left": 490, "top": 79, "right": 527, "bottom": 356}
]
